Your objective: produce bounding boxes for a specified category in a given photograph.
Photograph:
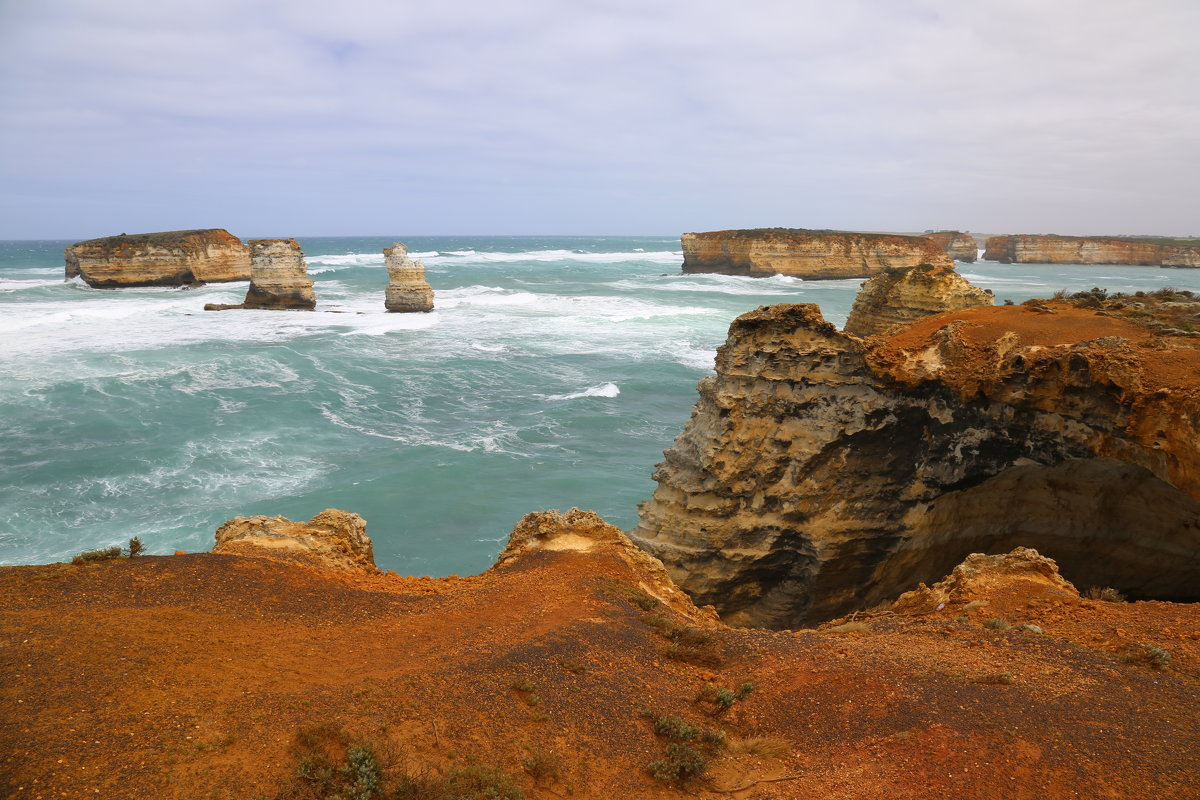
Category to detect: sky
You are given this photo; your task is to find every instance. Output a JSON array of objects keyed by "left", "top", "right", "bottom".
[{"left": 1, "top": 0, "right": 1197, "bottom": 239}]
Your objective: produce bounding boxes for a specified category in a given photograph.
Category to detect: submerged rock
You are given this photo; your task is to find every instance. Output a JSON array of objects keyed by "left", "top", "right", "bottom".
[
  {"left": 681, "top": 228, "right": 953, "bottom": 280},
  {"left": 629, "top": 301, "right": 1200, "bottom": 628},
  {"left": 843, "top": 262, "right": 993, "bottom": 337},
  {"left": 64, "top": 229, "right": 250, "bottom": 288},
  {"left": 204, "top": 238, "right": 315, "bottom": 310},
  {"left": 384, "top": 242, "right": 434, "bottom": 312},
  {"left": 213, "top": 508, "right": 375, "bottom": 571}
]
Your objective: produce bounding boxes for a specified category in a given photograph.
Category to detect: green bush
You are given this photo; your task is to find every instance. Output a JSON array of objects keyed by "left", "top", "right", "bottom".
[
  {"left": 71, "top": 546, "right": 123, "bottom": 565},
  {"left": 647, "top": 742, "right": 707, "bottom": 782}
]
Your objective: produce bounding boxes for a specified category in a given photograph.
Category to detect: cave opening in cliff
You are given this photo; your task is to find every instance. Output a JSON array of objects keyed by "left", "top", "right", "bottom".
[{"left": 871, "top": 458, "right": 1200, "bottom": 608}]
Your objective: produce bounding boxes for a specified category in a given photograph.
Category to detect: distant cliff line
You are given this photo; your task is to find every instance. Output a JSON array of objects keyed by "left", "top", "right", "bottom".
[{"left": 983, "top": 233, "right": 1200, "bottom": 267}]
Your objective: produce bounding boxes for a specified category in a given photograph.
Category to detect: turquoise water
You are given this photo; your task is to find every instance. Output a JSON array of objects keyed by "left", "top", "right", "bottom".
[{"left": 4, "top": 236, "right": 1200, "bottom": 574}]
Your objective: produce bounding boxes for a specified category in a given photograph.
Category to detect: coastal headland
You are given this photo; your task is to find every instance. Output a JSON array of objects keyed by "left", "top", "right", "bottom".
[
  {"left": 680, "top": 228, "right": 953, "bottom": 279},
  {"left": 983, "top": 234, "right": 1200, "bottom": 267}
]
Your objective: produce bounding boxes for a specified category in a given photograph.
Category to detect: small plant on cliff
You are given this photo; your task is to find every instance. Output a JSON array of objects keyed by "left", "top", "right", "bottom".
[
  {"left": 126, "top": 537, "right": 145, "bottom": 557},
  {"left": 604, "top": 579, "right": 660, "bottom": 611},
  {"left": 522, "top": 746, "right": 564, "bottom": 781},
  {"left": 647, "top": 742, "right": 708, "bottom": 782},
  {"left": 1122, "top": 644, "right": 1172, "bottom": 670},
  {"left": 1085, "top": 586, "right": 1126, "bottom": 603},
  {"left": 71, "top": 545, "right": 123, "bottom": 565},
  {"left": 727, "top": 735, "right": 790, "bottom": 759},
  {"left": 983, "top": 618, "right": 1010, "bottom": 631},
  {"left": 645, "top": 615, "right": 723, "bottom": 667}
]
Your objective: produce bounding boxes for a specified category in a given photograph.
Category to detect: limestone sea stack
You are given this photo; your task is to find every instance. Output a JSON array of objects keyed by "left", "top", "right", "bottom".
[
  {"left": 843, "top": 262, "right": 993, "bottom": 337},
  {"left": 983, "top": 234, "right": 1200, "bottom": 266},
  {"left": 922, "top": 231, "right": 978, "bottom": 262},
  {"left": 629, "top": 299, "right": 1200, "bottom": 629},
  {"left": 383, "top": 242, "right": 434, "bottom": 312},
  {"left": 205, "top": 239, "right": 315, "bottom": 310},
  {"left": 681, "top": 228, "right": 953, "bottom": 279},
  {"left": 64, "top": 229, "right": 250, "bottom": 288}
]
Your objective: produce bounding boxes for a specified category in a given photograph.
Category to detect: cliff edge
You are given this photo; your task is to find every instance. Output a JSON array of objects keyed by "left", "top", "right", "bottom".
[
  {"left": 681, "top": 228, "right": 953, "bottom": 279},
  {"left": 983, "top": 234, "right": 1200, "bottom": 266},
  {"left": 630, "top": 299, "right": 1200, "bottom": 628}
]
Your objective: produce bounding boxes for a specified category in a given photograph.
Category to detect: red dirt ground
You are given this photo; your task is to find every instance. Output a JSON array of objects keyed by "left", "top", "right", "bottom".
[{"left": 2, "top": 536, "right": 1198, "bottom": 799}]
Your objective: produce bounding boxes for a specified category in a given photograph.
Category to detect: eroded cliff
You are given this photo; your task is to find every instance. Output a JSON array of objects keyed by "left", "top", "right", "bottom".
[
  {"left": 630, "top": 301, "right": 1200, "bottom": 628},
  {"left": 64, "top": 229, "right": 250, "bottom": 288},
  {"left": 681, "top": 228, "right": 953, "bottom": 279},
  {"left": 843, "top": 263, "right": 993, "bottom": 337},
  {"left": 205, "top": 238, "right": 316, "bottom": 310},
  {"left": 922, "top": 231, "right": 977, "bottom": 262},
  {"left": 384, "top": 242, "right": 435, "bottom": 312},
  {"left": 982, "top": 234, "right": 1200, "bottom": 266}
]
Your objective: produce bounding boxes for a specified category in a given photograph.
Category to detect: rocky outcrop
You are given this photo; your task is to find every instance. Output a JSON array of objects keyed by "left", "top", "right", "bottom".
[
  {"left": 383, "top": 242, "right": 434, "bottom": 312},
  {"left": 629, "top": 301, "right": 1200, "bottom": 628},
  {"left": 890, "top": 547, "right": 1078, "bottom": 615},
  {"left": 923, "top": 231, "right": 977, "bottom": 262},
  {"left": 681, "top": 228, "right": 953, "bottom": 280},
  {"left": 213, "top": 508, "right": 375, "bottom": 571},
  {"left": 843, "top": 263, "right": 993, "bottom": 337},
  {"left": 983, "top": 234, "right": 1200, "bottom": 266},
  {"left": 64, "top": 229, "right": 250, "bottom": 288},
  {"left": 204, "top": 239, "right": 315, "bottom": 310}
]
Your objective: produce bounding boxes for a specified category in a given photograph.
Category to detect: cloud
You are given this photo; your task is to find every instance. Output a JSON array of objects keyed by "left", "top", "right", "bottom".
[{"left": 1, "top": 0, "right": 1197, "bottom": 236}]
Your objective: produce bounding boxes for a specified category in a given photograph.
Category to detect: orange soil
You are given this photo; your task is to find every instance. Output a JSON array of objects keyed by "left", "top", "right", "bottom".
[{"left": 3, "top": 545, "right": 1198, "bottom": 799}]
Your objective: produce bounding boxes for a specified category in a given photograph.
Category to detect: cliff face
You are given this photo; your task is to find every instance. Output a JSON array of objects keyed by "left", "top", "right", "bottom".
[
  {"left": 923, "top": 231, "right": 977, "bottom": 262},
  {"left": 983, "top": 234, "right": 1200, "bottom": 266},
  {"left": 63, "top": 229, "right": 250, "bottom": 288},
  {"left": 383, "top": 242, "right": 435, "bottom": 312},
  {"left": 843, "top": 263, "right": 993, "bottom": 337},
  {"left": 630, "top": 301, "right": 1200, "bottom": 628},
  {"left": 206, "top": 239, "right": 316, "bottom": 310},
  {"left": 681, "top": 228, "right": 953, "bottom": 279}
]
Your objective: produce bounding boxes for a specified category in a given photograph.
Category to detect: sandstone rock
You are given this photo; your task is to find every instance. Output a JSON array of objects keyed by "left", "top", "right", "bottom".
[
  {"left": 923, "top": 231, "right": 977, "bottom": 262},
  {"left": 681, "top": 228, "right": 953, "bottom": 280},
  {"left": 843, "top": 263, "right": 993, "bottom": 337},
  {"left": 204, "top": 239, "right": 315, "bottom": 311},
  {"left": 383, "top": 242, "right": 434, "bottom": 312},
  {"left": 890, "top": 547, "right": 1079, "bottom": 615},
  {"left": 212, "top": 508, "right": 375, "bottom": 571},
  {"left": 64, "top": 229, "right": 250, "bottom": 288},
  {"left": 982, "top": 234, "right": 1200, "bottom": 266},
  {"left": 629, "top": 302, "right": 1200, "bottom": 628}
]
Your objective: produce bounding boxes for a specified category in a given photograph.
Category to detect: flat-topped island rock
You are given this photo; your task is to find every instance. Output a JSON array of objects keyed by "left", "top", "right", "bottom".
[
  {"left": 681, "top": 228, "right": 953, "bottom": 279},
  {"left": 64, "top": 229, "right": 250, "bottom": 288}
]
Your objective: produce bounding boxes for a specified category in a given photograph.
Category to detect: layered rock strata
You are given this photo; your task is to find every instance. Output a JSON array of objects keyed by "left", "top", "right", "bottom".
[
  {"left": 383, "top": 242, "right": 434, "bottom": 312},
  {"left": 681, "top": 228, "right": 953, "bottom": 279},
  {"left": 630, "top": 301, "right": 1200, "bottom": 628},
  {"left": 64, "top": 229, "right": 250, "bottom": 288},
  {"left": 923, "top": 231, "right": 978, "bottom": 262},
  {"left": 843, "top": 263, "right": 993, "bottom": 337},
  {"left": 204, "top": 238, "right": 315, "bottom": 310},
  {"left": 213, "top": 508, "right": 375, "bottom": 571},
  {"left": 983, "top": 234, "right": 1200, "bottom": 266}
]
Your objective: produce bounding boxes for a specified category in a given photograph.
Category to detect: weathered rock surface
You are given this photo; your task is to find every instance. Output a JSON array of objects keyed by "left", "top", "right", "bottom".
[
  {"left": 204, "top": 238, "right": 315, "bottom": 310},
  {"left": 983, "top": 234, "right": 1200, "bottom": 266},
  {"left": 213, "top": 508, "right": 375, "bottom": 571},
  {"left": 629, "top": 301, "right": 1200, "bottom": 628},
  {"left": 923, "top": 231, "right": 978, "bottom": 262},
  {"left": 843, "top": 263, "right": 993, "bottom": 337},
  {"left": 64, "top": 229, "right": 250, "bottom": 288},
  {"left": 890, "top": 547, "right": 1078, "bottom": 615},
  {"left": 383, "top": 242, "right": 434, "bottom": 312},
  {"left": 681, "top": 228, "right": 953, "bottom": 280}
]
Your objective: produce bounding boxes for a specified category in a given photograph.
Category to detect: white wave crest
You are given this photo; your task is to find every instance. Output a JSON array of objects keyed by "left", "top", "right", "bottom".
[{"left": 541, "top": 382, "right": 620, "bottom": 401}]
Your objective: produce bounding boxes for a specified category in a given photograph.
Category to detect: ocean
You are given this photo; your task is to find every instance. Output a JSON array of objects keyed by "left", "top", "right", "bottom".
[{"left": 4, "top": 235, "right": 1199, "bottom": 575}]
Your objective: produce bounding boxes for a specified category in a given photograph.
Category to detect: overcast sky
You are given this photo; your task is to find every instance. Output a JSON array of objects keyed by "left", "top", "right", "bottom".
[{"left": 1, "top": 0, "right": 1197, "bottom": 239}]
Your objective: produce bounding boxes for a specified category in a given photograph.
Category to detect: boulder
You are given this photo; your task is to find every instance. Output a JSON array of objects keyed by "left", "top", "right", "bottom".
[
  {"left": 843, "top": 262, "right": 993, "bottom": 337},
  {"left": 212, "top": 509, "right": 375, "bottom": 571}
]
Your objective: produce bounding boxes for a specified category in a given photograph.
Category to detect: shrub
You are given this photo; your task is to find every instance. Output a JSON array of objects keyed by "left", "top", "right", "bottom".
[
  {"left": 652, "top": 714, "right": 702, "bottom": 742},
  {"left": 393, "top": 764, "right": 524, "bottom": 800},
  {"left": 1085, "top": 586, "right": 1126, "bottom": 602},
  {"left": 647, "top": 742, "right": 708, "bottom": 782},
  {"left": 510, "top": 677, "right": 534, "bottom": 693},
  {"left": 126, "top": 537, "right": 145, "bottom": 557},
  {"left": 1146, "top": 646, "right": 1172, "bottom": 669},
  {"left": 983, "top": 618, "right": 1010, "bottom": 631},
  {"left": 71, "top": 546, "right": 123, "bottom": 565},
  {"left": 646, "top": 615, "right": 722, "bottom": 667},
  {"left": 522, "top": 747, "right": 563, "bottom": 781},
  {"left": 713, "top": 688, "right": 735, "bottom": 708},
  {"left": 735, "top": 682, "right": 755, "bottom": 700},
  {"left": 604, "top": 579, "right": 659, "bottom": 611}
]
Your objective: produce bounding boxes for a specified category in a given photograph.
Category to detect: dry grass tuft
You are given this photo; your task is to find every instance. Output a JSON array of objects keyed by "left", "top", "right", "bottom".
[
  {"left": 727, "top": 736, "right": 790, "bottom": 759},
  {"left": 826, "top": 621, "right": 870, "bottom": 634}
]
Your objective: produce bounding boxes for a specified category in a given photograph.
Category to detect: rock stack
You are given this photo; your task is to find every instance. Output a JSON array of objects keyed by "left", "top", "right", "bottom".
[
  {"left": 843, "top": 262, "right": 993, "bottom": 337},
  {"left": 64, "top": 229, "right": 250, "bottom": 288},
  {"left": 205, "top": 238, "right": 315, "bottom": 311},
  {"left": 384, "top": 242, "right": 434, "bottom": 312}
]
